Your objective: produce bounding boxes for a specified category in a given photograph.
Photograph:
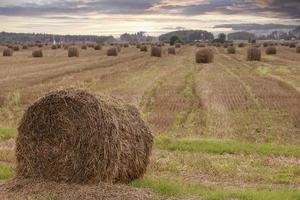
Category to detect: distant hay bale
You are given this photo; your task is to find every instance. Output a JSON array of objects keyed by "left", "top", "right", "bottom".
[
  {"left": 227, "top": 46, "right": 236, "bottom": 54},
  {"left": 94, "top": 45, "right": 102, "bottom": 50},
  {"left": 136, "top": 44, "right": 141, "bottom": 49},
  {"left": 168, "top": 47, "right": 176, "bottom": 55},
  {"left": 32, "top": 50, "right": 43, "bottom": 58},
  {"left": 296, "top": 46, "right": 300, "bottom": 53},
  {"left": 123, "top": 44, "right": 129, "bottom": 48},
  {"left": 16, "top": 89, "right": 153, "bottom": 184},
  {"left": 81, "top": 45, "right": 87, "bottom": 50},
  {"left": 195, "top": 48, "right": 214, "bottom": 63},
  {"left": 263, "top": 42, "right": 269, "bottom": 47},
  {"left": 175, "top": 43, "right": 181, "bottom": 48},
  {"left": 289, "top": 43, "right": 296, "bottom": 48},
  {"left": 68, "top": 47, "right": 79, "bottom": 57},
  {"left": 22, "top": 45, "right": 28, "bottom": 49},
  {"left": 238, "top": 43, "right": 245, "bottom": 47},
  {"left": 13, "top": 46, "right": 20, "bottom": 51},
  {"left": 247, "top": 47, "right": 261, "bottom": 61},
  {"left": 3, "top": 48, "right": 13, "bottom": 56},
  {"left": 151, "top": 47, "right": 162, "bottom": 57},
  {"left": 223, "top": 43, "right": 228, "bottom": 48},
  {"left": 265, "top": 46, "right": 276, "bottom": 55},
  {"left": 51, "top": 45, "right": 57, "bottom": 50},
  {"left": 140, "top": 46, "right": 148, "bottom": 52},
  {"left": 107, "top": 47, "right": 118, "bottom": 56}
]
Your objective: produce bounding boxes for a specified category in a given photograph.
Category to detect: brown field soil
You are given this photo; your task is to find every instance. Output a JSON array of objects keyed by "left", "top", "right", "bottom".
[{"left": 0, "top": 44, "right": 299, "bottom": 200}]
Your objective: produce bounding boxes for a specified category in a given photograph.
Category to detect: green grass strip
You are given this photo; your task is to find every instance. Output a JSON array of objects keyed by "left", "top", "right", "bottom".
[
  {"left": 0, "top": 126, "right": 16, "bottom": 141},
  {"left": 131, "top": 177, "right": 300, "bottom": 200},
  {"left": 0, "top": 163, "right": 14, "bottom": 180},
  {"left": 155, "top": 137, "right": 300, "bottom": 158}
]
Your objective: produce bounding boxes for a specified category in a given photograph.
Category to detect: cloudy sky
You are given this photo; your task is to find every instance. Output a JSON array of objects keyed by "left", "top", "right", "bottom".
[{"left": 0, "top": 0, "right": 299, "bottom": 36}]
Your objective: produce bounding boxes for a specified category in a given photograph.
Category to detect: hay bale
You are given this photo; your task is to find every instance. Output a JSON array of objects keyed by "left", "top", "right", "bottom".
[
  {"left": 51, "top": 45, "right": 57, "bottom": 50},
  {"left": 151, "top": 47, "right": 162, "bottom": 57},
  {"left": 68, "top": 47, "right": 79, "bottom": 57},
  {"left": 247, "top": 47, "right": 261, "bottom": 61},
  {"left": 32, "top": 50, "right": 43, "bottom": 58},
  {"left": 289, "top": 43, "right": 296, "bottom": 48},
  {"left": 227, "top": 46, "right": 236, "bottom": 54},
  {"left": 107, "top": 47, "right": 118, "bottom": 56},
  {"left": 136, "top": 44, "right": 141, "bottom": 49},
  {"left": 81, "top": 45, "right": 87, "bottom": 50},
  {"left": 94, "top": 45, "right": 102, "bottom": 50},
  {"left": 223, "top": 43, "right": 228, "bottom": 48},
  {"left": 296, "top": 46, "right": 300, "bottom": 53},
  {"left": 16, "top": 89, "right": 153, "bottom": 184},
  {"left": 175, "top": 43, "right": 181, "bottom": 48},
  {"left": 263, "top": 42, "right": 269, "bottom": 47},
  {"left": 238, "top": 43, "right": 245, "bottom": 47},
  {"left": 3, "top": 48, "right": 13, "bottom": 56},
  {"left": 13, "top": 46, "right": 20, "bottom": 51},
  {"left": 168, "top": 47, "right": 176, "bottom": 55},
  {"left": 123, "top": 44, "right": 129, "bottom": 48},
  {"left": 195, "top": 48, "right": 213, "bottom": 63},
  {"left": 140, "top": 46, "right": 148, "bottom": 52},
  {"left": 22, "top": 45, "right": 28, "bottom": 49},
  {"left": 265, "top": 46, "right": 276, "bottom": 55}
]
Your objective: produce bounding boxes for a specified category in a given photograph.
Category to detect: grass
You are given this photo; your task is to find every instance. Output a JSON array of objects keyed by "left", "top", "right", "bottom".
[
  {"left": 0, "top": 126, "right": 16, "bottom": 141},
  {"left": 155, "top": 137, "right": 300, "bottom": 157},
  {"left": 0, "top": 162, "right": 14, "bottom": 180},
  {"left": 131, "top": 177, "right": 300, "bottom": 200}
]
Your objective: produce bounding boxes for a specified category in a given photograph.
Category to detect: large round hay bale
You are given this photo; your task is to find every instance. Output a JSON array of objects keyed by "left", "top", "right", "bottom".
[
  {"left": 296, "top": 46, "right": 300, "bottom": 53},
  {"left": 238, "top": 43, "right": 245, "bottom": 48},
  {"left": 13, "top": 46, "right": 20, "bottom": 51},
  {"left": 32, "top": 50, "right": 43, "bottom": 57},
  {"left": 94, "top": 45, "right": 102, "bottom": 50},
  {"left": 151, "top": 47, "right": 162, "bottom": 57},
  {"left": 195, "top": 48, "right": 213, "bottom": 63},
  {"left": 227, "top": 46, "right": 236, "bottom": 54},
  {"left": 107, "top": 47, "right": 118, "bottom": 56},
  {"left": 22, "top": 45, "right": 28, "bottom": 49},
  {"left": 16, "top": 89, "right": 153, "bottom": 184},
  {"left": 168, "top": 47, "right": 176, "bottom": 55},
  {"left": 289, "top": 43, "right": 296, "bottom": 48},
  {"left": 140, "top": 46, "right": 148, "bottom": 52},
  {"left": 175, "top": 43, "right": 181, "bottom": 48},
  {"left": 265, "top": 46, "right": 276, "bottom": 55},
  {"left": 3, "top": 48, "right": 13, "bottom": 56},
  {"left": 68, "top": 47, "right": 79, "bottom": 57},
  {"left": 51, "top": 45, "right": 57, "bottom": 50},
  {"left": 247, "top": 47, "right": 261, "bottom": 61},
  {"left": 81, "top": 45, "right": 87, "bottom": 50}
]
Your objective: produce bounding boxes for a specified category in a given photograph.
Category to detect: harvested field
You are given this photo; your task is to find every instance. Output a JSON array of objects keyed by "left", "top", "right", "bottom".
[{"left": 0, "top": 44, "right": 299, "bottom": 200}]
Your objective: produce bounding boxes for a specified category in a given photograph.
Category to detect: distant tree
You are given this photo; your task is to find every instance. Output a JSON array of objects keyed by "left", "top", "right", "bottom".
[
  {"left": 170, "top": 35, "right": 181, "bottom": 45},
  {"left": 218, "top": 33, "right": 226, "bottom": 43}
]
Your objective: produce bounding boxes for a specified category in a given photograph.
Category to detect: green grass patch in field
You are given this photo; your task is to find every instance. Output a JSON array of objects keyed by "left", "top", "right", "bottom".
[
  {"left": 0, "top": 126, "right": 16, "bottom": 141},
  {"left": 131, "top": 177, "right": 300, "bottom": 200},
  {"left": 155, "top": 137, "right": 300, "bottom": 157},
  {"left": 0, "top": 162, "right": 14, "bottom": 180}
]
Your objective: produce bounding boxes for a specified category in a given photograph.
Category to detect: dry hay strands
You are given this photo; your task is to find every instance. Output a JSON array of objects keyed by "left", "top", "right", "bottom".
[
  {"left": 68, "top": 47, "right": 79, "bottom": 57},
  {"left": 296, "top": 46, "right": 300, "bottom": 53},
  {"left": 227, "top": 46, "right": 236, "bottom": 54},
  {"left": 94, "top": 45, "right": 102, "bottom": 50},
  {"left": 265, "top": 46, "right": 277, "bottom": 55},
  {"left": 3, "top": 48, "right": 13, "bottom": 56},
  {"left": 247, "top": 47, "right": 261, "bottom": 61},
  {"left": 16, "top": 89, "right": 153, "bottom": 184},
  {"left": 168, "top": 47, "right": 176, "bottom": 55},
  {"left": 238, "top": 43, "right": 245, "bottom": 47},
  {"left": 195, "top": 48, "right": 214, "bottom": 63},
  {"left": 151, "top": 46, "right": 162, "bottom": 57},
  {"left": 32, "top": 50, "right": 43, "bottom": 58},
  {"left": 140, "top": 45, "right": 148, "bottom": 52},
  {"left": 107, "top": 47, "right": 118, "bottom": 56},
  {"left": 81, "top": 45, "right": 87, "bottom": 50}
]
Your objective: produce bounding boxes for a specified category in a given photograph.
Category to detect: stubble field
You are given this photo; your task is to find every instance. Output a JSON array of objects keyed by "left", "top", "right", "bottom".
[{"left": 0, "top": 43, "right": 299, "bottom": 200}]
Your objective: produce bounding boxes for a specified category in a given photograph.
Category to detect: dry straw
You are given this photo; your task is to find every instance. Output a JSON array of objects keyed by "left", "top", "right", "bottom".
[
  {"left": 107, "top": 47, "right": 118, "bottom": 56},
  {"left": 247, "top": 47, "right": 261, "bottom": 61},
  {"left": 3, "top": 48, "right": 13, "bottom": 56},
  {"left": 68, "top": 47, "right": 79, "bottom": 57},
  {"left": 151, "top": 46, "right": 162, "bottom": 57},
  {"left": 32, "top": 50, "right": 43, "bottom": 57},
  {"left": 195, "top": 48, "right": 214, "bottom": 63},
  {"left": 16, "top": 89, "right": 153, "bottom": 184}
]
